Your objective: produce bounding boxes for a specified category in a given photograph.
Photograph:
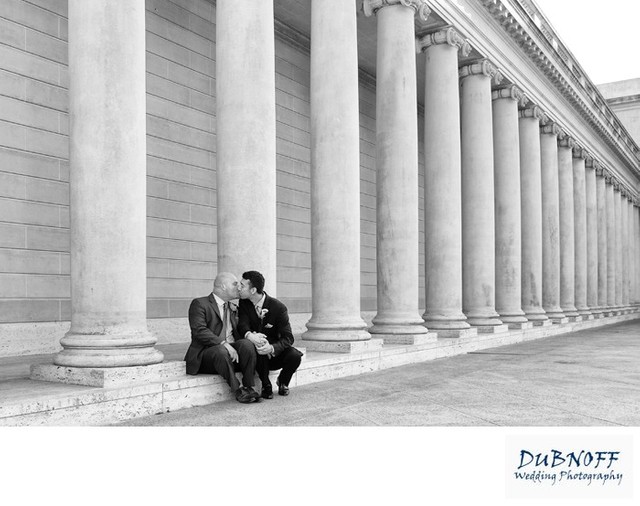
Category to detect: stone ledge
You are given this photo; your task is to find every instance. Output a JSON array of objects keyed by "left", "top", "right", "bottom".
[
  {"left": 0, "top": 313, "right": 637, "bottom": 426},
  {"left": 30, "top": 362, "right": 186, "bottom": 388}
]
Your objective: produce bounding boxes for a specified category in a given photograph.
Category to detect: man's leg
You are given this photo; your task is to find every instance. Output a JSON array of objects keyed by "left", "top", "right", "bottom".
[
  {"left": 231, "top": 339, "right": 257, "bottom": 389},
  {"left": 199, "top": 344, "right": 240, "bottom": 391},
  {"left": 270, "top": 347, "right": 302, "bottom": 388}
]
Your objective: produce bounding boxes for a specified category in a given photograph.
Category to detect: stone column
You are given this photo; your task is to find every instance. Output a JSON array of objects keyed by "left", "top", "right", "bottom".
[
  {"left": 605, "top": 176, "right": 617, "bottom": 312},
  {"left": 636, "top": 203, "right": 640, "bottom": 306},
  {"left": 622, "top": 191, "right": 630, "bottom": 310},
  {"left": 364, "top": 0, "right": 434, "bottom": 345},
  {"left": 540, "top": 122, "right": 567, "bottom": 323},
  {"left": 585, "top": 159, "right": 599, "bottom": 316},
  {"left": 595, "top": 166, "right": 608, "bottom": 317},
  {"left": 54, "top": 0, "right": 163, "bottom": 368},
  {"left": 519, "top": 106, "right": 550, "bottom": 325},
  {"left": 216, "top": 0, "right": 277, "bottom": 287},
  {"left": 572, "top": 147, "right": 590, "bottom": 318},
  {"left": 459, "top": 60, "right": 506, "bottom": 333},
  {"left": 492, "top": 86, "right": 529, "bottom": 329},
  {"left": 615, "top": 185, "right": 623, "bottom": 310},
  {"left": 302, "top": 0, "right": 373, "bottom": 352},
  {"left": 417, "top": 28, "right": 475, "bottom": 338},
  {"left": 558, "top": 136, "right": 579, "bottom": 320}
]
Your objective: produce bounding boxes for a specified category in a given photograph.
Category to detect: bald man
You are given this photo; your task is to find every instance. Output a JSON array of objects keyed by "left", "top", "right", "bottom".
[{"left": 184, "top": 272, "right": 261, "bottom": 403}]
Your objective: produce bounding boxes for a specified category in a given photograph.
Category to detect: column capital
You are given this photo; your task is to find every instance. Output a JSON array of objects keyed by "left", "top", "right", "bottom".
[
  {"left": 572, "top": 144, "right": 587, "bottom": 159},
  {"left": 540, "top": 121, "right": 563, "bottom": 137},
  {"left": 585, "top": 157, "right": 599, "bottom": 170},
  {"left": 416, "top": 27, "right": 471, "bottom": 56},
  {"left": 459, "top": 59, "right": 503, "bottom": 85},
  {"left": 558, "top": 135, "right": 576, "bottom": 149},
  {"left": 364, "top": 0, "right": 430, "bottom": 20},
  {"left": 518, "top": 105, "right": 547, "bottom": 123},
  {"left": 492, "top": 84, "right": 527, "bottom": 106}
]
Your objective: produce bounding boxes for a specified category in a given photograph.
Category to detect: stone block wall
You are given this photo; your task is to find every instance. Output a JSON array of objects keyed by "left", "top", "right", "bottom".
[{"left": 0, "top": 0, "right": 427, "bottom": 354}]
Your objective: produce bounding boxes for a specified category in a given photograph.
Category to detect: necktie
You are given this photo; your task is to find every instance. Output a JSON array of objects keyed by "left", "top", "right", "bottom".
[{"left": 221, "top": 302, "right": 234, "bottom": 343}]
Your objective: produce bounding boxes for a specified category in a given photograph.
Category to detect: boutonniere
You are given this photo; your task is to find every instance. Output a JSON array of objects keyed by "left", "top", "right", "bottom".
[{"left": 258, "top": 308, "right": 269, "bottom": 332}]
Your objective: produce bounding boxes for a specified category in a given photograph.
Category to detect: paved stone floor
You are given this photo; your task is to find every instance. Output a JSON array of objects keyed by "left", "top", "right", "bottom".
[{"left": 118, "top": 319, "right": 640, "bottom": 426}]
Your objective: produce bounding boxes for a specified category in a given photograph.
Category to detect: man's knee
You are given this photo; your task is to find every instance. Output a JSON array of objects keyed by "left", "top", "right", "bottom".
[{"left": 235, "top": 339, "right": 256, "bottom": 355}]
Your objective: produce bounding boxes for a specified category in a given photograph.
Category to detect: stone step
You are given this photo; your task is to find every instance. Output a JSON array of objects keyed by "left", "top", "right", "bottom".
[{"left": 0, "top": 311, "right": 638, "bottom": 426}]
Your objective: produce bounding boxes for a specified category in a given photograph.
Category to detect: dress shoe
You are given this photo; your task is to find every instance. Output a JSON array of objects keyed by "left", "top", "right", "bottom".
[
  {"left": 235, "top": 387, "right": 260, "bottom": 404},
  {"left": 261, "top": 385, "right": 274, "bottom": 399},
  {"left": 245, "top": 387, "right": 262, "bottom": 402},
  {"left": 276, "top": 378, "right": 289, "bottom": 396}
]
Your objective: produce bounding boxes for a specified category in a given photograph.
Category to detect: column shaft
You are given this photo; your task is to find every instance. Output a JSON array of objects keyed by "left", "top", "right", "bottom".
[
  {"left": 622, "top": 195, "right": 630, "bottom": 308},
  {"left": 606, "top": 181, "right": 617, "bottom": 309},
  {"left": 585, "top": 163, "right": 598, "bottom": 314},
  {"left": 419, "top": 29, "right": 473, "bottom": 336},
  {"left": 540, "top": 125, "right": 565, "bottom": 322},
  {"left": 615, "top": 189, "right": 623, "bottom": 308},
  {"left": 519, "top": 108, "right": 548, "bottom": 324},
  {"left": 216, "top": 0, "right": 276, "bottom": 286},
  {"left": 558, "top": 141, "right": 578, "bottom": 318},
  {"left": 493, "top": 88, "right": 527, "bottom": 326},
  {"left": 460, "top": 61, "right": 503, "bottom": 329},
  {"left": 595, "top": 171, "right": 608, "bottom": 315},
  {"left": 56, "top": 0, "right": 162, "bottom": 367},
  {"left": 303, "top": 0, "right": 370, "bottom": 347},
  {"left": 368, "top": 2, "right": 431, "bottom": 343},
  {"left": 573, "top": 154, "right": 590, "bottom": 317}
]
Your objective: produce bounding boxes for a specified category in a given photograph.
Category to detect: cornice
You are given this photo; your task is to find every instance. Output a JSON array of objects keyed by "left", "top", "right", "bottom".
[
  {"left": 363, "top": 0, "right": 430, "bottom": 20},
  {"left": 479, "top": 0, "right": 640, "bottom": 179}
]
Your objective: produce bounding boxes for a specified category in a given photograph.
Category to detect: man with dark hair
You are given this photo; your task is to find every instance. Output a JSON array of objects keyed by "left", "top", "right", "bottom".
[
  {"left": 238, "top": 270, "right": 303, "bottom": 398},
  {"left": 184, "top": 272, "right": 261, "bottom": 403}
]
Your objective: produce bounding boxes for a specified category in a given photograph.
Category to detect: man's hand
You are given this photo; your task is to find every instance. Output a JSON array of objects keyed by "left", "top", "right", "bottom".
[
  {"left": 247, "top": 332, "right": 268, "bottom": 348},
  {"left": 224, "top": 342, "right": 238, "bottom": 363},
  {"left": 256, "top": 342, "right": 275, "bottom": 356}
]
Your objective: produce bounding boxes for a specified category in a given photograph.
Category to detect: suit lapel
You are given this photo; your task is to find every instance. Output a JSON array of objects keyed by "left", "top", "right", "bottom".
[{"left": 209, "top": 293, "right": 221, "bottom": 321}]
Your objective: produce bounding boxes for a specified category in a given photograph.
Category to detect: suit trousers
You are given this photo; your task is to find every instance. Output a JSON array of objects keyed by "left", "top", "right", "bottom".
[
  {"left": 256, "top": 347, "right": 302, "bottom": 387},
  {"left": 199, "top": 339, "right": 256, "bottom": 391}
]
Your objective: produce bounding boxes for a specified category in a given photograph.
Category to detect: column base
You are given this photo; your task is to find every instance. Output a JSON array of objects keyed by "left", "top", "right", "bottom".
[
  {"left": 474, "top": 324, "right": 510, "bottom": 334},
  {"left": 55, "top": 330, "right": 164, "bottom": 368},
  {"left": 576, "top": 307, "right": 593, "bottom": 319},
  {"left": 507, "top": 321, "right": 534, "bottom": 330},
  {"left": 422, "top": 312, "right": 471, "bottom": 332},
  {"left": 379, "top": 332, "right": 438, "bottom": 345},
  {"left": 523, "top": 308, "right": 549, "bottom": 324},
  {"left": 369, "top": 316, "right": 433, "bottom": 343},
  {"left": 561, "top": 306, "right": 579, "bottom": 318},
  {"left": 434, "top": 327, "right": 478, "bottom": 339},
  {"left": 465, "top": 312, "right": 503, "bottom": 327},
  {"left": 298, "top": 338, "right": 383, "bottom": 354},
  {"left": 497, "top": 312, "right": 528, "bottom": 325},
  {"left": 31, "top": 361, "right": 183, "bottom": 387},
  {"left": 566, "top": 315, "right": 583, "bottom": 322}
]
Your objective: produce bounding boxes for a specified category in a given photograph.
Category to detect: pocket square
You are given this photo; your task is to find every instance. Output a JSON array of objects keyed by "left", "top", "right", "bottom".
[{"left": 264, "top": 323, "right": 273, "bottom": 329}]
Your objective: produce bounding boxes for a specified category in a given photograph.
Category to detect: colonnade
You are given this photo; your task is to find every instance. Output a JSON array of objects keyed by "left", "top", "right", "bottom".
[{"left": 55, "top": 0, "right": 639, "bottom": 367}]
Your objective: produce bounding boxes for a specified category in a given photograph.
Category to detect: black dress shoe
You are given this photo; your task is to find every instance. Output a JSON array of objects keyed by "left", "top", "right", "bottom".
[
  {"left": 261, "top": 386, "right": 274, "bottom": 399},
  {"left": 276, "top": 378, "right": 289, "bottom": 396},
  {"left": 235, "top": 387, "right": 261, "bottom": 403},
  {"left": 235, "top": 387, "right": 254, "bottom": 403}
]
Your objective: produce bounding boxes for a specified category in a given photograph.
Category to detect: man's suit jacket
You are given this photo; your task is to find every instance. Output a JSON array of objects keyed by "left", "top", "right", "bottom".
[
  {"left": 184, "top": 294, "right": 240, "bottom": 375},
  {"left": 237, "top": 293, "right": 301, "bottom": 358}
]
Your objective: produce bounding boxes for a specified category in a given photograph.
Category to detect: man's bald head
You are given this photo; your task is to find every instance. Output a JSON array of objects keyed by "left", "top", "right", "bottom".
[{"left": 213, "top": 272, "right": 239, "bottom": 301}]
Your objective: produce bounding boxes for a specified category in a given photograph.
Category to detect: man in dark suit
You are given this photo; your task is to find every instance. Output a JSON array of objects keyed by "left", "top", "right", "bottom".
[
  {"left": 237, "top": 270, "right": 303, "bottom": 399},
  {"left": 184, "top": 272, "right": 261, "bottom": 403}
]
